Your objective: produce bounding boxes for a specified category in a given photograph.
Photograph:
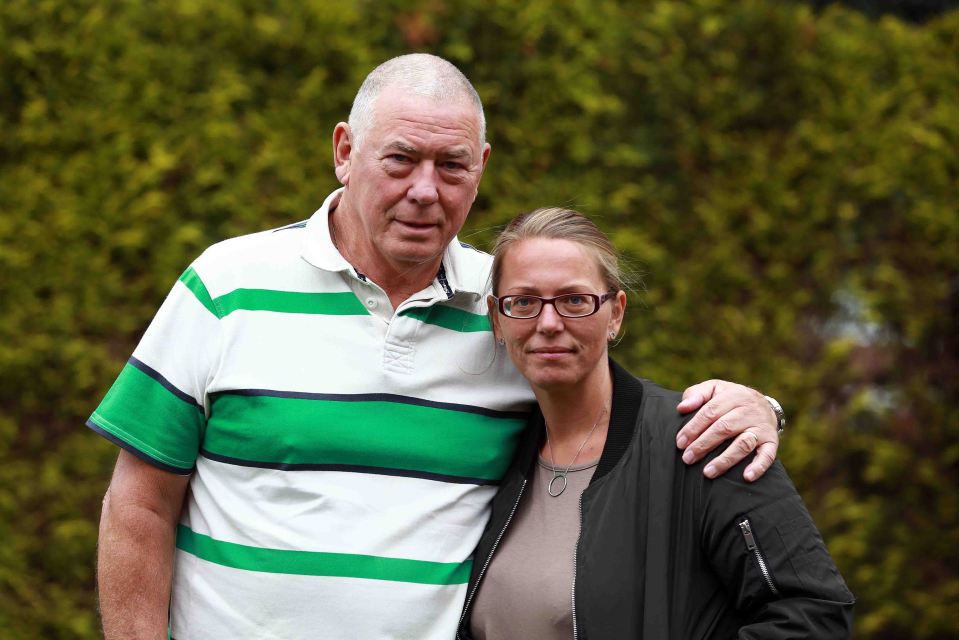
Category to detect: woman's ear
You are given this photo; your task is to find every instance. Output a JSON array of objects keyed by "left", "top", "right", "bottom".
[
  {"left": 608, "top": 290, "right": 627, "bottom": 340},
  {"left": 487, "top": 295, "right": 502, "bottom": 343}
]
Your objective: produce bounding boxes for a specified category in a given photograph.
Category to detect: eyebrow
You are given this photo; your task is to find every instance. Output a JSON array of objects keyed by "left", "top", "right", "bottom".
[
  {"left": 504, "top": 285, "right": 599, "bottom": 295},
  {"left": 385, "top": 141, "right": 418, "bottom": 155},
  {"left": 441, "top": 147, "right": 473, "bottom": 160},
  {"left": 382, "top": 141, "right": 474, "bottom": 161}
]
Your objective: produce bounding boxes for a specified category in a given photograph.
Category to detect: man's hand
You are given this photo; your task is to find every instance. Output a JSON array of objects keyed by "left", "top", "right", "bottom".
[{"left": 675, "top": 380, "right": 780, "bottom": 482}]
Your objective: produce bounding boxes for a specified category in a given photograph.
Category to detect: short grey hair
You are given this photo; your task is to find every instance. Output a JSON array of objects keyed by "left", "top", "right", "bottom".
[{"left": 348, "top": 53, "right": 486, "bottom": 150}]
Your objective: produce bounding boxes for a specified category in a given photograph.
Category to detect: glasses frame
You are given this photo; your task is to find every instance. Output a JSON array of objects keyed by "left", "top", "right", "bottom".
[{"left": 494, "top": 292, "right": 616, "bottom": 319}]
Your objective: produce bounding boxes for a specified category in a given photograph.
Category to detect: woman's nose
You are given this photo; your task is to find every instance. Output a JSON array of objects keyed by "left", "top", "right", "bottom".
[{"left": 536, "top": 302, "right": 565, "bottom": 333}]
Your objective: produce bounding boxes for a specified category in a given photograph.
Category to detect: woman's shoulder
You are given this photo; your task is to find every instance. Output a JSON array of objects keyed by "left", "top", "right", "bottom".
[
  {"left": 607, "top": 361, "right": 692, "bottom": 459},
  {"left": 610, "top": 360, "right": 689, "bottom": 428}
]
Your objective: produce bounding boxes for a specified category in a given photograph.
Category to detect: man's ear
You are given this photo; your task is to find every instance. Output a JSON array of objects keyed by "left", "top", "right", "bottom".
[
  {"left": 332, "top": 122, "right": 354, "bottom": 185},
  {"left": 471, "top": 143, "right": 492, "bottom": 204}
]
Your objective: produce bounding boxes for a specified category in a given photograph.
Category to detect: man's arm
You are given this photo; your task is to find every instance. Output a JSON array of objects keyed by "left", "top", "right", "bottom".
[
  {"left": 674, "top": 380, "right": 780, "bottom": 482},
  {"left": 98, "top": 450, "right": 191, "bottom": 640}
]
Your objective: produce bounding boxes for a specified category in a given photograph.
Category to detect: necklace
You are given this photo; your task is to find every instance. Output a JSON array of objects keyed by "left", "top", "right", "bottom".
[{"left": 544, "top": 403, "right": 608, "bottom": 497}]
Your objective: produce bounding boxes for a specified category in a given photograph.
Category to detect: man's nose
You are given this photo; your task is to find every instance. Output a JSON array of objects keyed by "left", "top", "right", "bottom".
[{"left": 407, "top": 163, "right": 440, "bottom": 205}]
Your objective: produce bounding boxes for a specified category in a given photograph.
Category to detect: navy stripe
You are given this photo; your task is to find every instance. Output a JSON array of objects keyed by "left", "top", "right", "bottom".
[
  {"left": 87, "top": 420, "right": 194, "bottom": 475},
  {"left": 436, "top": 263, "right": 453, "bottom": 299},
  {"left": 271, "top": 220, "right": 308, "bottom": 233},
  {"left": 199, "top": 449, "right": 498, "bottom": 485},
  {"left": 212, "top": 389, "right": 530, "bottom": 420},
  {"left": 128, "top": 357, "right": 203, "bottom": 409}
]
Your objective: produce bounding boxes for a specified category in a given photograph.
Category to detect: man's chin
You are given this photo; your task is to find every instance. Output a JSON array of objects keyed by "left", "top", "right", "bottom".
[{"left": 382, "top": 239, "right": 449, "bottom": 268}]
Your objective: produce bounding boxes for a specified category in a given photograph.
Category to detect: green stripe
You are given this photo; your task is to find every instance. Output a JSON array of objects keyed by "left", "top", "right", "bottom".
[
  {"left": 178, "top": 267, "right": 218, "bottom": 316},
  {"left": 402, "top": 306, "right": 491, "bottom": 332},
  {"left": 179, "top": 266, "right": 370, "bottom": 318},
  {"left": 215, "top": 289, "right": 370, "bottom": 317},
  {"left": 176, "top": 525, "right": 472, "bottom": 585},
  {"left": 90, "top": 364, "right": 203, "bottom": 469},
  {"left": 205, "top": 395, "right": 525, "bottom": 481}
]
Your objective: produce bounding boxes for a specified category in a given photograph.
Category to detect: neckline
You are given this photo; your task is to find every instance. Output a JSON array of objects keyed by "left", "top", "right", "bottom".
[{"left": 536, "top": 455, "right": 599, "bottom": 473}]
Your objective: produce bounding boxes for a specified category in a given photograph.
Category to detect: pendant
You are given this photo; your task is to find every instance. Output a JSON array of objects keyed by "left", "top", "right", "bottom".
[{"left": 548, "top": 473, "right": 568, "bottom": 497}]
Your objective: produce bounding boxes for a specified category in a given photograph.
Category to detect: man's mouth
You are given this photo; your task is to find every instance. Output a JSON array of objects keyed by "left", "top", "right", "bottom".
[{"left": 394, "top": 220, "right": 437, "bottom": 233}]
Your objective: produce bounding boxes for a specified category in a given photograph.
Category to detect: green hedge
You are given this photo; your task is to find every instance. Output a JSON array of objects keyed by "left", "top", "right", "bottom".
[{"left": 1, "top": 1, "right": 957, "bottom": 637}]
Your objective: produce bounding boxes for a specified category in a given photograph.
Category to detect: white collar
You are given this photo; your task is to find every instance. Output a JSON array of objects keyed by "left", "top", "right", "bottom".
[{"left": 300, "top": 188, "right": 490, "bottom": 298}]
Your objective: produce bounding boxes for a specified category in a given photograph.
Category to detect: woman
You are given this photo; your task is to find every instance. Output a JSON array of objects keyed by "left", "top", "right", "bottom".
[{"left": 456, "top": 208, "right": 854, "bottom": 639}]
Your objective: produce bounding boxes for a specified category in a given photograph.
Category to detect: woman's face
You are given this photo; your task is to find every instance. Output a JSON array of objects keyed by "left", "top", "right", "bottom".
[{"left": 490, "top": 237, "right": 626, "bottom": 393}]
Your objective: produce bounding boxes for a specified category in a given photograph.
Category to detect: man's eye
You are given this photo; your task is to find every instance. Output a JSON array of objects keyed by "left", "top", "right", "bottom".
[
  {"left": 441, "top": 161, "right": 464, "bottom": 171},
  {"left": 389, "top": 154, "right": 410, "bottom": 162}
]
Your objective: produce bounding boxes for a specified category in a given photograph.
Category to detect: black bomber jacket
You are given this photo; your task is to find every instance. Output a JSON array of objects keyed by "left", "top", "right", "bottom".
[{"left": 457, "top": 360, "right": 854, "bottom": 639}]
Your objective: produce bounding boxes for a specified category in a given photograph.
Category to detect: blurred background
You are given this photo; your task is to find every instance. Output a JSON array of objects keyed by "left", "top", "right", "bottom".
[{"left": 1, "top": 0, "right": 957, "bottom": 637}]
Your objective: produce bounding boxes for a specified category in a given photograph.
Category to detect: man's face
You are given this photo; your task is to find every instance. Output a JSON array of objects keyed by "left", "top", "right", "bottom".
[{"left": 335, "top": 86, "right": 490, "bottom": 276}]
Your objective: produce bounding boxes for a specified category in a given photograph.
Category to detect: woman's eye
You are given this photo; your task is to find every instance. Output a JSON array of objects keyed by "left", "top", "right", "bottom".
[
  {"left": 514, "top": 297, "right": 534, "bottom": 307},
  {"left": 563, "top": 295, "right": 591, "bottom": 308}
]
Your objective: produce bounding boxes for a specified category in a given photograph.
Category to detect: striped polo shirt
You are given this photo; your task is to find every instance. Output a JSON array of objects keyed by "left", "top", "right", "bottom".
[{"left": 88, "top": 189, "right": 534, "bottom": 639}]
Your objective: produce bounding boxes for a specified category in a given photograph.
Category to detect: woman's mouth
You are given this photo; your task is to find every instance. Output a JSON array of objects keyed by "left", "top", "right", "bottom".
[{"left": 529, "top": 347, "right": 574, "bottom": 359}]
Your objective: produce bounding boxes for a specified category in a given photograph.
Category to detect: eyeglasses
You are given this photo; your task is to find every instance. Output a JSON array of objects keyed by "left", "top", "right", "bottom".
[{"left": 494, "top": 292, "right": 616, "bottom": 319}]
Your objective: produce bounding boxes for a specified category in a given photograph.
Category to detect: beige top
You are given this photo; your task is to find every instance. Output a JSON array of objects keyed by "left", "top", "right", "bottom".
[{"left": 470, "top": 456, "right": 598, "bottom": 640}]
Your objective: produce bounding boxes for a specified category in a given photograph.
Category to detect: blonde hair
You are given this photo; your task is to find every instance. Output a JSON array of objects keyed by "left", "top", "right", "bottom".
[{"left": 490, "top": 207, "right": 629, "bottom": 295}]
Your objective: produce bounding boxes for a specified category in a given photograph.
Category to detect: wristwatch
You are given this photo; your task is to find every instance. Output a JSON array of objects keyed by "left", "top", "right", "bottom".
[{"left": 763, "top": 395, "right": 786, "bottom": 435}]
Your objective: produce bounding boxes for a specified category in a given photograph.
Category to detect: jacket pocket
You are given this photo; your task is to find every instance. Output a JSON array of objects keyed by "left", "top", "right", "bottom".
[{"left": 738, "top": 516, "right": 781, "bottom": 600}]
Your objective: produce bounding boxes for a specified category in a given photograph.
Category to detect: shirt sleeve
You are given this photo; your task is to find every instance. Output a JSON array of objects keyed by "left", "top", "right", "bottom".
[{"left": 87, "top": 264, "right": 222, "bottom": 475}]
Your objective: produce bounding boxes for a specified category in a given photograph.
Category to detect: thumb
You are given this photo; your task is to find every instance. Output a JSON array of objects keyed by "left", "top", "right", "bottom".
[
  {"left": 677, "top": 390, "right": 707, "bottom": 413},
  {"left": 677, "top": 380, "right": 720, "bottom": 413}
]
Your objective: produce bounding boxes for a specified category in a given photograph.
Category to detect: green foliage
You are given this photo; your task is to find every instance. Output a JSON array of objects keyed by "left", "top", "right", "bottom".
[{"left": 2, "top": 1, "right": 957, "bottom": 637}]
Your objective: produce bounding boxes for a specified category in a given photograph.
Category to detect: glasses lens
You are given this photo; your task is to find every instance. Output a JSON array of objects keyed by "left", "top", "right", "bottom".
[
  {"left": 504, "top": 296, "right": 542, "bottom": 318},
  {"left": 556, "top": 294, "right": 597, "bottom": 317}
]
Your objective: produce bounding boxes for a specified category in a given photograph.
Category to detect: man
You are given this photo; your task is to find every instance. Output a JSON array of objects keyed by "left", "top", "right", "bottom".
[{"left": 91, "top": 54, "right": 782, "bottom": 639}]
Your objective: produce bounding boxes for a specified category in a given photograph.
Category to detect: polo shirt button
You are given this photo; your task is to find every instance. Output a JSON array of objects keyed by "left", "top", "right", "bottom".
[{"left": 366, "top": 298, "right": 377, "bottom": 309}]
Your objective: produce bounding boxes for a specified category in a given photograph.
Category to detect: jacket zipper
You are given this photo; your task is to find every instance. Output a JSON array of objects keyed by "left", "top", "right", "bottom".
[
  {"left": 738, "top": 517, "right": 780, "bottom": 596},
  {"left": 571, "top": 493, "right": 584, "bottom": 640},
  {"left": 457, "top": 479, "right": 528, "bottom": 639}
]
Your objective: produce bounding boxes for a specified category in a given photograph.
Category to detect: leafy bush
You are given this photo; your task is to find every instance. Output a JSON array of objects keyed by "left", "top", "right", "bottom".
[{"left": 1, "top": 1, "right": 956, "bottom": 637}]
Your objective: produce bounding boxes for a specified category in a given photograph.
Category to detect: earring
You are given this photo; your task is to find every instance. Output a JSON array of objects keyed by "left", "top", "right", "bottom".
[{"left": 497, "top": 338, "right": 505, "bottom": 346}]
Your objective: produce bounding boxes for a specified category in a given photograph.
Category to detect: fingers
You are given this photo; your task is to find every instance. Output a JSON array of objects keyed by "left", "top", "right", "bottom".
[
  {"left": 676, "top": 386, "right": 737, "bottom": 449},
  {"left": 702, "top": 430, "right": 760, "bottom": 479},
  {"left": 743, "top": 441, "right": 778, "bottom": 482},
  {"left": 681, "top": 404, "right": 750, "bottom": 465}
]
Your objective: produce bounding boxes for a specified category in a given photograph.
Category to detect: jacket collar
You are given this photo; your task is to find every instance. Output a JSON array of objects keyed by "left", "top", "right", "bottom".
[
  {"left": 515, "top": 358, "right": 644, "bottom": 483},
  {"left": 593, "top": 359, "right": 644, "bottom": 482}
]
